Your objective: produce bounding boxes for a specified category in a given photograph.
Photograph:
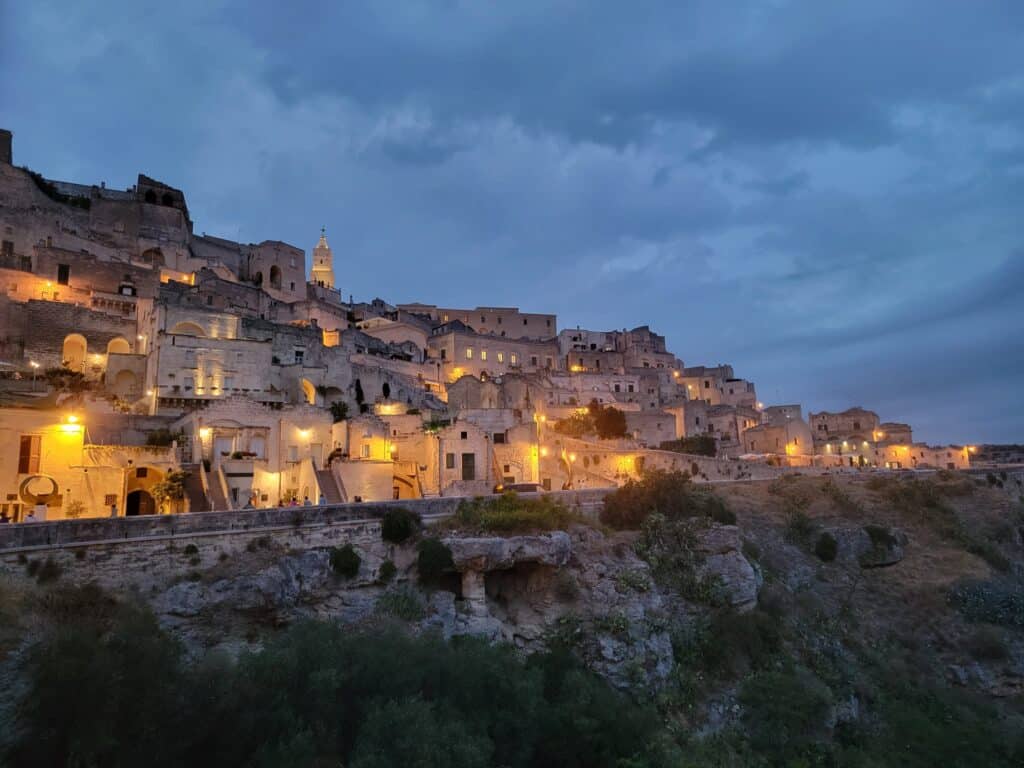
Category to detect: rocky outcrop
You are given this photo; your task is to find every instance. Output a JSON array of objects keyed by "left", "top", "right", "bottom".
[
  {"left": 444, "top": 532, "right": 572, "bottom": 572},
  {"left": 829, "top": 525, "right": 907, "bottom": 568},
  {"left": 696, "top": 524, "right": 762, "bottom": 611}
]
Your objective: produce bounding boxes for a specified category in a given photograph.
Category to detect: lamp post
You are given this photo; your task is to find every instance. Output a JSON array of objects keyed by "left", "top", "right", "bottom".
[{"left": 30, "top": 360, "right": 39, "bottom": 388}]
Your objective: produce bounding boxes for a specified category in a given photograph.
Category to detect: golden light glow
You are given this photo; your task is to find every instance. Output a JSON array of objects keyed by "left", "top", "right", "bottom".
[
  {"left": 59, "top": 423, "right": 83, "bottom": 433},
  {"left": 29, "top": 361, "right": 40, "bottom": 369},
  {"left": 568, "top": 453, "right": 577, "bottom": 462},
  {"left": 298, "top": 429, "right": 312, "bottom": 440},
  {"left": 64, "top": 414, "right": 79, "bottom": 424},
  {"left": 199, "top": 427, "right": 212, "bottom": 439},
  {"left": 540, "top": 447, "right": 549, "bottom": 457},
  {"left": 569, "top": 364, "right": 584, "bottom": 373}
]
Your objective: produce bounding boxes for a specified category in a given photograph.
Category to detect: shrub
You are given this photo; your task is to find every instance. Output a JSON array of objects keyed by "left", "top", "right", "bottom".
[
  {"left": 182, "top": 543, "right": 199, "bottom": 556},
  {"left": 710, "top": 505, "right": 736, "bottom": 525},
  {"left": 949, "top": 580, "right": 1024, "bottom": 627},
  {"left": 381, "top": 507, "right": 420, "bottom": 544},
  {"left": 785, "top": 510, "right": 816, "bottom": 545},
  {"left": 740, "top": 667, "right": 833, "bottom": 758},
  {"left": 635, "top": 513, "right": 722, "bottom": 603},
  {"left": 601, "top": 470, "right": 729, "bottom": 530},
  {"left": 329, "top": 401, "right": 349, "bottom": 423},
  {"left": 416, "top": 538, "right": 454, "bottom": 583},
  {"left": 375, "top": 585, "right": 426, "bottom": 621},
  {"left": 246, "top": 535, "right": 272, "bottom": 552},
  {"left": 963, "top": 626, "right": 1009, "bottom": 662},
  {"left": 330, "top": 544, "right": 361, "bottom": 579},
  {"left": 615, "top": 569, "right": 651, "bottom": 593},
  {"left": 27, "top": 557, "right": 63, "bottom": 585},
  {"left": 450, "top": 493, "right": 579, "bottom": 533},
  {"left": 377, "top": 560, "right": 397, "bottom": 583},
  {"left": 814, "top": 532, "right": 838, "bottom": 562},
  {"left": 697, "top": 609, "right": 783, "bottom": 675}
]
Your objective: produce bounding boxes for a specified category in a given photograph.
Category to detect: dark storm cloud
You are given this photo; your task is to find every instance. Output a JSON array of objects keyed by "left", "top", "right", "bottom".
[{"left": 2, "top": 0, "right": 1022, "bottom": 442}]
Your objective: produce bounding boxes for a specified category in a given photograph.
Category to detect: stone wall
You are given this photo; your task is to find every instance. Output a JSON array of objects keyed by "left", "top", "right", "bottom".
[{"left": 0, "top": 488, "right": 613, "bottom": 553}]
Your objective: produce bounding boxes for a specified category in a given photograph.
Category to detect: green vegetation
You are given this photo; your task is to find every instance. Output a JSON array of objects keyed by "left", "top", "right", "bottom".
[
  {"left": 601, "top": 470, "right": 730, "bottom": 530},
  {"left": 375, "top": 585, "right": 426, "bottom": 621},
  {"left": 380, "top": 507, "right": 420, "bottom": 544},
  {"left": 329, "top": 543, "right": 361, "bottom": 578},
  {"left": 448, "top": 492, "right": 580, "bottom": 533},
  {"left": 329, "top": 400, "right": 349, "bottom": 423},
  {"left": 658, "top": 435, "right": 716, "bottom": 457},
  {"left": 949, "top": 579, "right": 1024, "bottom": 627},
  {"left": 377, "top": 559, "right": 397, "bottom": 583},
  {"left": 22, "top": 166, "right": 91, "bottom": 208},
  {"left": 152, "top": 470, "right": 190, "bottom": 514},
  {"left": 552, "top": 399, "right": 629, "bottom": 440},
  {"left": 3, "top": 604, "right": 678, "bottom": 767},
  {"left": 416, "top": 538, "right": 454, "bottom": 583}
]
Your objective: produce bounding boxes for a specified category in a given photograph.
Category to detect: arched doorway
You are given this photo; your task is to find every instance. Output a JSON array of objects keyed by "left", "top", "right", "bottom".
[
  {"left": 62, "top": 333, "right": 87, "bottom": 372},
  {"left": 125, "top": 489, "right": 155, "bottom": 516},
  {"left": 107, "top": 337, "right": 131, "bottom": 355},
  {"left": 269, "top": 265, "right": 282, "bottom": 288}
]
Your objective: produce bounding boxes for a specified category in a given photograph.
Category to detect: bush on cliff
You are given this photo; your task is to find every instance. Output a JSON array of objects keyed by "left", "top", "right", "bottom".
[
  {"left": 449, "top": 493, "right": 579, "bottom": 533},
  {"left": 381, "top": 507, "right": 420, "bottom": 544},
  {"left": 330, "top": 544, "right": 361, "bottom": 579},
  {"left": 4, "top": 608, "right": 672, "bottom": 767},
  {"left": 601, "top": 470, "right": 729, "bottom": 530}
]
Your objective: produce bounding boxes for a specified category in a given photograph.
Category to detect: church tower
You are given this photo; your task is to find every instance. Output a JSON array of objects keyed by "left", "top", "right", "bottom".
[{"left": 310, "top": 227, "right": 336, "bottom": 289}]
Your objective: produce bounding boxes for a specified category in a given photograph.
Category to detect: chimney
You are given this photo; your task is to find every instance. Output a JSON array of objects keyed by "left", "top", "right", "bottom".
[{"left": 0, "top": 129, "right": 12, "bottom": 165}]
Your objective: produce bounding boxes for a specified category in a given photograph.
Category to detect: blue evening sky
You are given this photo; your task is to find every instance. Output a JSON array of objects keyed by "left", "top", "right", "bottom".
[{"left": 3, "top": 1, "right": 1022, "bottom": 442}]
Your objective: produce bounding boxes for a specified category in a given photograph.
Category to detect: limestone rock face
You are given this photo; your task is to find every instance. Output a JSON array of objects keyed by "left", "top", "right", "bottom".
[
  {"left": 830, "top": 526, "right": 907, "bottom": 568},
  {"left": 695, "top": 524, "right": 761, "bottom": 611},
  {"left": 443, "top": 532, "right": 572, "bottom": 572}
]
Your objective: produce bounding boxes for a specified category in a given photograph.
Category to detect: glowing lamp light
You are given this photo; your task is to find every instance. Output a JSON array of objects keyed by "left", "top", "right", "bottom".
[
  {"left": 299, "top": 429, "right": 312, "bottom": 440},
  {"left": 568, "top": 453, "right": 577, "bottom": 463},
  {"left": 199, "top": 427, "right": 211, "bottom": 439},
  {"left": 64, "top": 414, "right": 79, "bottom": 424},
  {"left": 540, "top": 447, "right": 549, "bottom": 457},
  {"left": 30, "top": 361, "right": 40, "bottom": 369}
]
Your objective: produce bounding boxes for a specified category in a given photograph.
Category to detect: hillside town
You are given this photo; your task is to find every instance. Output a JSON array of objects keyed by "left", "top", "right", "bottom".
[{"left": 0, "top": 128, "right": 980, "bottom": 521}]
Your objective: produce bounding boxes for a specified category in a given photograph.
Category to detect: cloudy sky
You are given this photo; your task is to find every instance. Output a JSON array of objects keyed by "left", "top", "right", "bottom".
[{"left": 3, "top": 1, "right": 1022, "bottom": 443}]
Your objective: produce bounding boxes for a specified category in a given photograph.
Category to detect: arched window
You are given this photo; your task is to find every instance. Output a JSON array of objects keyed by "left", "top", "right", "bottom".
[
  {"left": 269, "top": 265, "right": 282, "bottom": 289},
  {"left": 300, "top": 379, "right": 316, "bottom": 405},
  {"left": 253, "top": 271, "right": 263, "bottom": 287},
  {"left": 62, "top": 333, "right": 87, "bottom": 372},
  {"left": 144, "top": 190, "right": 157, "bottom": 204},
  {"left": 106, "top": 337, "right": 131, "bottom": 355},
  {"left": 161, "top": 192, "right": 174, "bottom": 206}
]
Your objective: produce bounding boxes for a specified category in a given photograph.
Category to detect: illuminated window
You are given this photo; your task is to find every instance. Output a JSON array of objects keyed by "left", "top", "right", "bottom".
[
  {"left": 497, "top": 352, "right": 504, "bottom": 363},
  {"left": 480, "top": 350, "right": 487, "bottom": 361},
  {"left": 465, "top": 348, "right": 473, "bottom": 360},
  {"left": 510, "top": 353, "right": 517, "bottom": 364},
  {"left": 361, "top": 444, "right": 370, "bottom": 458}
]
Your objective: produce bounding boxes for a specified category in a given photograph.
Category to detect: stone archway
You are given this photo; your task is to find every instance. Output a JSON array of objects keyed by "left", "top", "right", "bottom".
[
  {"left": 62, "top": 333, "right": 87, "bottom": 372},
  {"left": 170, "top": 321, "right": 205, "bottom": 337},
  {"left": 126, "top": 489, "right": 155, "bottom": 516},
  {"left": 269, "top": 265, "right": 282, "bottom": 289}
]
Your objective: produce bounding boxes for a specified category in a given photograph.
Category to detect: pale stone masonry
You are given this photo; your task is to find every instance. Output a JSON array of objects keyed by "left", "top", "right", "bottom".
[{"left": 0, "top": 128, "right": 976, "bottom": 520}]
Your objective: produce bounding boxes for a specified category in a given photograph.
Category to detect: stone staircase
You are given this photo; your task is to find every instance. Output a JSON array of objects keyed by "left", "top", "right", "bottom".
[
  {"left": 315, "top": 467, "right": 345, "bottom": 504},
  {"left": 207, "top": 466, "right": 230, "bottom": 512},
  {"left": 179, "top": 464, "right": 210, "bottom": 513}
]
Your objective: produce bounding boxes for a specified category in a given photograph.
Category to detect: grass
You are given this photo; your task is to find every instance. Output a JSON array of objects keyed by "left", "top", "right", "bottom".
[
  {"left": 375, "top": 585, "right": 426, "bottom": 621},
  {"left": 446, "top": 492, "right": 581, "bottom": 533}
]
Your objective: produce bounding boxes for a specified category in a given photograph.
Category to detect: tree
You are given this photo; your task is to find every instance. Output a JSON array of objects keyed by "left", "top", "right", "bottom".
[
  {"left": 354, "top": 378, "right": 365, "bottom": 406},
  {"left": 590, "top": 401, "right": 627, "bottom": 439},
  {"left": 658, "top": 436, "right": 717, "bottom": 457},
  {"left": 329, "top": 401, "right": 349, "bottom": 423},
  {"left": 152, "top": 470, "right": 189, "bottom": 514},
  {"left": 382, "top": 381, "right": 391, "bottom": 400}
]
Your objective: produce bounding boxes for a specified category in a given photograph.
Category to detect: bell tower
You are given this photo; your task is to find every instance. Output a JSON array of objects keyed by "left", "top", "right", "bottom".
[{"left": 310, "top": 226, "right": 336, "bottom": 290}]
